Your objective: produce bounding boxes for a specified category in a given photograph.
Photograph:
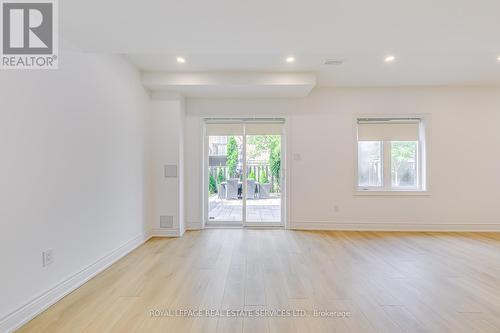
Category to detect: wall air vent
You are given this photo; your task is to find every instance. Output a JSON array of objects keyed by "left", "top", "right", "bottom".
[
  {"left": 324, "top": 59, "right": 344, "bottom": 66},
  {"left": 160, "top": 215, "right": 174, "bottom": 228}
]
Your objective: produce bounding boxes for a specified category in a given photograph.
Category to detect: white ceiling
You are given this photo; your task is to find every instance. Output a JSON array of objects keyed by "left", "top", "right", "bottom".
[{"left": 63, "top": 0, "right": 500, "bottom": 87}]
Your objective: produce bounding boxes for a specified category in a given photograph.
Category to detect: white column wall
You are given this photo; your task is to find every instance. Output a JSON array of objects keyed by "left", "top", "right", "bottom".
[{"left": 151, "top": 93, "right": 185, "bottom": 236}]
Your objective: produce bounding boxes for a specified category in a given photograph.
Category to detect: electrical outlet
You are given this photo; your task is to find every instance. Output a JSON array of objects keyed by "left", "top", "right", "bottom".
[
  {"left": 42, "top": 249, "right": 54, "bottom": 267},
  {"left": 334, "top": 205, "right": 340, "bottom": 213}
]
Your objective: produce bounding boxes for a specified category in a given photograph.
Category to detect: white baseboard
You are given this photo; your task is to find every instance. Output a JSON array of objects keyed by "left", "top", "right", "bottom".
[
  {"left": 0, "top": 231, "right": 152, "bottom": 333},
  {"left": 151, "top": 228, "right": 181, "bottom": 237},
  {"left": 291, "top": 221, "right": 500, "bottom": 232},
  {"left": 183, "top": 220, "right": 500, "bottom": 232},
  {"left": 186, "top": 221, "right": 203, "bottom": 230}
]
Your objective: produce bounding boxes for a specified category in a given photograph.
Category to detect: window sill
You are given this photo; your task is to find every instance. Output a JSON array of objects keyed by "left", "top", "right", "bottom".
[{"left": 353, "top": 190, "right": 430, "bottom": 197}]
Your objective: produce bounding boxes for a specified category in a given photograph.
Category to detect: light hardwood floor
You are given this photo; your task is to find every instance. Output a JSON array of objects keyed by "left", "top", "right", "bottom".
[{"left": 17, "top": 229, "right": 500, "bottom": 333}]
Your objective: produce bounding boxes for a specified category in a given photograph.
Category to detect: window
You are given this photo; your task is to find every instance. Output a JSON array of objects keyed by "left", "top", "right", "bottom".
[
  {"left": 356, "top": 118, "right": 425, "bottom": 191},
  {"left": 358, "top": 141, "right": 382, "bottom": 187},
  {"left": 391, "top": 141, "right": 417, "bottom": 187}
]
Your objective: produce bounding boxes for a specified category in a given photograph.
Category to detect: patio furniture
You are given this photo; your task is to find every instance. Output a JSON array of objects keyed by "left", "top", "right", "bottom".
[
  {"left": 226, "top": 179, "right": 239, "bottom": 199},
  {"left": 246, "top": 179, "right": 256, "bottom": 199},
  {"left": 259, "top": 183, "right": 271, "bottom": 199}
]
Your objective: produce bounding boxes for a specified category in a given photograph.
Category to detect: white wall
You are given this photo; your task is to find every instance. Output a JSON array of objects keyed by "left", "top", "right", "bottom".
[
  {"left": 185, "top": 87, "right": 500, "bottom": 231},
  {"left": 0, "top": 51, "right": 152, "bottom": 323},
  {"left": 151, "top": 93, "right": 185, "bottom": 236}
]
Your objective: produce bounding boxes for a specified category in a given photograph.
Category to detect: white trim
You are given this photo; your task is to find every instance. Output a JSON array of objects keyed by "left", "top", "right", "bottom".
[
  {"left": 291, "top": 222, "right": 500, "bottom": 232},
  {"left": 202, "top": 123, "right": 208, "bottom": 229},
  {"left": 204, "top": 118, "right": 285, "bottom": 124},
  {"left": 151, "top": 228, "right": 182, "bottom": 237},
  {"left": 353, "top": 190, "right": 431, "bottom": 197},
  {"left": 0, "top": 231, "right": 152, "bottom": 333},
  {"left": 244, "top": 222, "right": 285, "bottom": 228},
  {"left": 204, "top": 225, "right": 244, "bottom": 229},
  {"left": 282, "top": 121, "right": 289, "bottom": 229},
  {"left": 206, "top": 221, "right": 244, "bottom": 227},
  {"left": 242, "top": 125, "right": 247, "bottom": 225}
]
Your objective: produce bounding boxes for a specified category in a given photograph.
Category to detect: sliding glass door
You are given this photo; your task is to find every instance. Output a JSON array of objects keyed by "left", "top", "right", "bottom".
[
  {"left": 244, "top": 124, "right": 282, "bottom": 224},
  {"left": 206, "top": 121, "right": 284, "bottom": 226},
  {"left": 206, "top": 123, "right": 244, "bottom": 224}
]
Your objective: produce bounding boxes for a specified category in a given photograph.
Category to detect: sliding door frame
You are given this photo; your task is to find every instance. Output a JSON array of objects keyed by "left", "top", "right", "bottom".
[{"left": 203, "top": 118, "right": 287, "bottom": 228}]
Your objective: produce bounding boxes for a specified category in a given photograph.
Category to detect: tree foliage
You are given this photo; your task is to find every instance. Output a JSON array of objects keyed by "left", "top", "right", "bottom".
[
  {"left": 247, "top": 135, "right": 281, "bottom": 188},
  {"left": 226, "top": 136, "right": 238, "bottom": 178},
  {"left": 209, "top": 174, "right": 217, "bottom": 194},
  {"left": 247, "top": 135, "right": 280, "bottom": 158},
  {"left": 391, "top": 141, "right": 416, "bottom": 184},
  {"left": 270, "top": 144, "right": 281, "bottom": 185},
  {"left": 259, "top": 169, "right": 269, "bottom": 184}
]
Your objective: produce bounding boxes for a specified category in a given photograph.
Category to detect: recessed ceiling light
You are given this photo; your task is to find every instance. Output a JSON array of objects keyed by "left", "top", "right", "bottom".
[
  {"left": 286, "top": 56, "right": 295, "bottom": 63},
  {"left": 176, "top": 57, "right": 186, "bottom": 63},
  {"left": 384, "top": 55, "right": 396, "bottom": 63}
]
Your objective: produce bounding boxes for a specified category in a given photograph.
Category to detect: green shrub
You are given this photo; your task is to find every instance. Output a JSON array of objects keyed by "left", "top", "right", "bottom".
[
  {"left": 217, "top": 168, "right": 225, "bottom": 184},
  {"left": 248, "top": 169, "right": 256, "bottom": 180},
  {"left": 209, "top": 174, "right": 217, "bottom": 194},
  {"left": 270, "top": 144, "right": 280, "bottom": 186},
  {"left": 226, "top": 137, "right": 238, "bottom": 177},
  {"left": 259, "top": 169, "right": 269, "bottom": 184}
]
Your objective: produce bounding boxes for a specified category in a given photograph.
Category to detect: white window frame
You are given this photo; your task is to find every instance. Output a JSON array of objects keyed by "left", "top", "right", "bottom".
[{"left": 354, "top": 115, "right": 429, "bottom": 196}]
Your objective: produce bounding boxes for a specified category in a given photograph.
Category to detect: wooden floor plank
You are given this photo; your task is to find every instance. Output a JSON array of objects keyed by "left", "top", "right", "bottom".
[{"left": 15, "top": 230, "right": 500, "bottom": 333}]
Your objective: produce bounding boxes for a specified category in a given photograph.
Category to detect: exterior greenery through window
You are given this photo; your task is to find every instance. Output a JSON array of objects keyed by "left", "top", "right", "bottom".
[
  {"left": 208, "top": 135, "right": 281, "bottom": 195},
  {"left": 247, "top": 135, "right": 280, "bottom": 192},
  {"left": 391, "top": 141, "right": 417, "bottom": 187},
  {"left": 357, "top": 118, "right": 422, "bottom": 191},
  {"left": 226, "top": 137, "right": 238, "bottom": 178}
]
